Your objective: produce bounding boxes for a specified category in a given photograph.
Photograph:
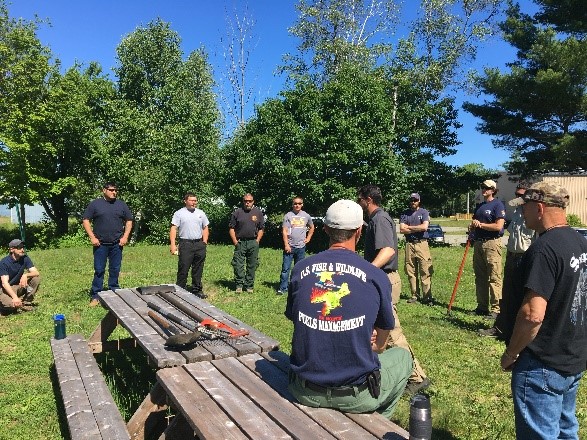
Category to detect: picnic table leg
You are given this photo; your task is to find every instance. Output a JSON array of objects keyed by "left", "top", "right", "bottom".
[
  {"left": 127, "top": 381, "right": 169, "bottom": 440},
  {"left": 88, "top": 310, "right": 137, "bottom": 353},
  {"left": 158, "top": 413, "right": 195, "bottom": 440},
  {"left": 88, "top": 311, "right": 119, "bottom": 353}
]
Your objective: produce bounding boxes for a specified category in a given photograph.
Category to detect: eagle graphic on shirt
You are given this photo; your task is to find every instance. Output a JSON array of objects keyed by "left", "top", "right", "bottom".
[{"left": 311, "top": 271, "right": 350, "bottom": 316}]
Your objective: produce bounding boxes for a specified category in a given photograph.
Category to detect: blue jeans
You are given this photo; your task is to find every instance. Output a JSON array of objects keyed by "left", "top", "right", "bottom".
[
  {"left": 279, "top": 246, "right": 306, "bottom": 292},
  {"left": 91, "top": 243, "right": 123, "bottom": 297},
  {"left": 512, "top": 350, "right": 583, "bottom": 439}
]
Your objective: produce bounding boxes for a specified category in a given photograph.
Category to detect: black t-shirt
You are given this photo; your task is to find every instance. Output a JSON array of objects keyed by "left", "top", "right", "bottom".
[
  {"left": 228, "top": 206, "right": 265, "bottom": 239},
  {"left": 505, "top": 227, "right": 587, "bottom": 375}
]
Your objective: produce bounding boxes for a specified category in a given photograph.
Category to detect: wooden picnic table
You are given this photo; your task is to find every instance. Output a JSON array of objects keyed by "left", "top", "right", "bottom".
[
  {"left": 88, "top": 284, "right": 280, "bottom": 368},
  {"left": 155, "top": 351, "right": 410, "bottom": 439}
]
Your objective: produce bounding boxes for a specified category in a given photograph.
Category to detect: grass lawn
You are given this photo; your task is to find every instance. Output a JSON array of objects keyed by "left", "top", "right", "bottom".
[{"left": 0, "top": 243, "right": 585, "bottom": 439}]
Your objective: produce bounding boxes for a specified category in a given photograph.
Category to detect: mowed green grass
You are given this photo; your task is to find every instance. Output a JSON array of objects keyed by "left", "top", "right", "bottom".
[{"left": 0, "top": 243, "right": 585, "bottom": 439}]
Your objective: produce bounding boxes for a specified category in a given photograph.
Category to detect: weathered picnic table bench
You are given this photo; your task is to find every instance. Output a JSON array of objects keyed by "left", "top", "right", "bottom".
[{"left": 50, "top": 334, "right": 130, "bottom": 440}]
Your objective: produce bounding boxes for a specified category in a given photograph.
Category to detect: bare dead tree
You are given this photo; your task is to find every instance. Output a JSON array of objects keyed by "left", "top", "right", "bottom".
[{"left": 219, "top": 3, "right": 259, "bottom": 132}]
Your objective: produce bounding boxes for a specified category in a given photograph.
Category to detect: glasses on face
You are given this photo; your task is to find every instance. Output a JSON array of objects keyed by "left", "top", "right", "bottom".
[
  {"left": 480, "top": 186, "right": 491, "bottom": 191},
  {"left": 409, "top": 198, "right": 419, "bottom": 202},
  {"left": 293, "top": 202, "right": 303, "bottom": 205},
  {"left": 106, "top": 188, "right": 118, "bottom": 192},
  {"left": 243, "top": 199, "right": 253, "bottom": 203},
  {"left": 515, "top": 192, "right": 524, "bottom": 198}
]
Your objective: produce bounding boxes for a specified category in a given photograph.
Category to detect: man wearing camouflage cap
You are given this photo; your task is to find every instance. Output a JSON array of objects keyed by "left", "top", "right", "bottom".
[{"left": 499, "top": 182, "right": 587, "bottom": 439}]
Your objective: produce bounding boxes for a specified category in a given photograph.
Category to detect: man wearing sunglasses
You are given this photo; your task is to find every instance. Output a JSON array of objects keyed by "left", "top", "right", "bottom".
[
  {"left": 229, "top": 193, "right": 265, "bottom": 293},
  {"left": 277, "top": 196, "right": 314, "bottom": 295},
  {"left": 469, "top": 179, "right": 506, "bottom": 319},
  {"left": 83, "top": 182, "right": 133, "bottom": 306}
]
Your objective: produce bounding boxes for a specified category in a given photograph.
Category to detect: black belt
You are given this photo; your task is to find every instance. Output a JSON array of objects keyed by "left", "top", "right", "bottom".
[
  {"left": 179, "top": 238, "right": 202, "bottom": 242},
  {"left": 238, "top": 237, "right": 256, "bottom": 241},
  {"left": 476, "top": 237, "right": 500, "bottom": 242},
  {"left": 407, "top": 239, "right": 424, "bottom": 243},
  {"left": 384, "top": 269, "right": 398, "bottom": 274},
  {"left": 303, "top": 379, "right": 369, "bottom": 397}
]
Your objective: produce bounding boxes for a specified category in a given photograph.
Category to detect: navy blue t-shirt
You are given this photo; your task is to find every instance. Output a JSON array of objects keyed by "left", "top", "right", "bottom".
[
  {"left": 0, "top": 254, "right": 34, "bottom": 285},
  {"left": 473, "top": 198, "right": 505, "bottom": 240},
  {"left": 285, "top": 248, "right": 394, "bottom": 386},
  {"left": 400, "top": 207, "right": 430, "bottom": 241},
  {"left": 83, "top": 198, "right": 133, "bottom": 243}
]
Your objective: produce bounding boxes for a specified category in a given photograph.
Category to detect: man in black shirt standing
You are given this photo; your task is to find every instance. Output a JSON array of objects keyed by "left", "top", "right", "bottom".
[
  {"left": 228, "top": 193, "right": 265, "bottom": 293},
  {"left": 501, "top": 182, "right": 587, "bottom": 439},
  {"left": 83, "top": 182, "right": 133, "bottom": 306}
]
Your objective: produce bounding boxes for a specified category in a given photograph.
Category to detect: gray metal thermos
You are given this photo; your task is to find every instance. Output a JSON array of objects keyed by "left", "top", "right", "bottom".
[
  {"left": 409, "top": 394, "right": 432, "bottom": 440},
  {"left": 53, "top": 314, "right": 66, "bottom": 340}
]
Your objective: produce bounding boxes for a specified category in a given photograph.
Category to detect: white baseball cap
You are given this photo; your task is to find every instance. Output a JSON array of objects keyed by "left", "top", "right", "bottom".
[{"left": 324, "top": 200, "right": 364, "bottom": 230}]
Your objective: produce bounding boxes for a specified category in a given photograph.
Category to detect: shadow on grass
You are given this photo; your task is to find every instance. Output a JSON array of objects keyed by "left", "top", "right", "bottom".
[
  {"left": 262, "top": 280, "right": 280, "bottom": 291},
  {"left": 95, "top": 347, "right": 158, "bottom": 420},
  {"left": 430, "top": 314, "right": 489, "bottom": 333},
  {"left": 49, "top": 364, "right": 70, "bottom": 440},
  {"left": 429, "top": 428, "right": 459, "bottom": 439},
  {"left": 214, "top": 279, "right": 236, "bottom": 290}
]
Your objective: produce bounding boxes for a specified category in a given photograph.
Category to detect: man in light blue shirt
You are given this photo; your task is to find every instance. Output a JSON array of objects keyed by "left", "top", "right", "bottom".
[{"left": 170, "top": 192, "right": 209, "bottom": 298}]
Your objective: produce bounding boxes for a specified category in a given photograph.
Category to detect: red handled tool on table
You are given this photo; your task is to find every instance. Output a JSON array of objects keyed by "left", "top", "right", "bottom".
[
  {"left": 147, "top": 299, "right": 249, "bottom": 339},
  {"left": 147, "top": 310, "right": 202, "bottom": 347}
]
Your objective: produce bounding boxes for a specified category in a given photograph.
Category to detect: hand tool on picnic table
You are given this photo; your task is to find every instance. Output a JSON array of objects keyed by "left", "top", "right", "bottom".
[
  {"left": 147, "top": 299, "right": 250, "bottom": 339},
  {"left": 147, "top": 310, "right": 202, "bottom": 347}
]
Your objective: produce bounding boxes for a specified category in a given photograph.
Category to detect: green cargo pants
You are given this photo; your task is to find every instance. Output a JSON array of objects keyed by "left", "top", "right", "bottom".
[{"left": 231, "top": 239, "right": 259, "bottom": 290}]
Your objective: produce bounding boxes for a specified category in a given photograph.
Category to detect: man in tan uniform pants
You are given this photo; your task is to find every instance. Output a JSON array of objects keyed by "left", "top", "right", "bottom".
[
  {"left": 400, "top": 193, "right": 434, "bottom": 304},
  {"left": 357, "top": 185, "right": 430, "bottom": 394}
]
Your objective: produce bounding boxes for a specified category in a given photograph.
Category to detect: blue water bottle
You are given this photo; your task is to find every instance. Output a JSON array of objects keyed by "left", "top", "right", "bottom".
[{"left": 54, "top": 314, "right": 66, "bottom": 340}]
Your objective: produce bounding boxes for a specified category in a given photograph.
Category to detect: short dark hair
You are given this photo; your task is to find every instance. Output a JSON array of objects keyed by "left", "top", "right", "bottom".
[
  {"left": 103, "top": 181, "right": 117, "bottom": 189},
  {"left": 357, "top": 185, "right": 382, "bottom": 205},
  {"left": 184, "top": 192, "right": 197, "bottom": 200},
  {"left": 327, "top": 227, "right": 357, "bottom": 243}
]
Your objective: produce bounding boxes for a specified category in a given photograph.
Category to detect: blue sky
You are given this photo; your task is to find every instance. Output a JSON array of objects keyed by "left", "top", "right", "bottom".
[{"left": 8, "top": 0, "right": 536, "bottom": 170}]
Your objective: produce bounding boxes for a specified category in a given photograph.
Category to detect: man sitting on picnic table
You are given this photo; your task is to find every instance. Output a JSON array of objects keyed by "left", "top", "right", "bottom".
[{"left": 285, "top": 200, "right": 412, "bottom": 419}]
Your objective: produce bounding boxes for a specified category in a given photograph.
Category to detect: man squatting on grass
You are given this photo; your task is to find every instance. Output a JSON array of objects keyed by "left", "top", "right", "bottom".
[
  {"left": 357, "top": 185, "right": 430, "bottom": 395},
  {"left": 500, "top": 182, "right": 587, "bottom": 439},
  {"left": 0, "top": 239, "right": 40, "bottom": 314},
  {"left": 285, "top": 200, "right": 412, "bottom": 418},
  {"left": 277, "top": 196, "right": 314, "bottom": 295},
  {"left": 83, "top": 182, "right": 133, "bottom": 306}
]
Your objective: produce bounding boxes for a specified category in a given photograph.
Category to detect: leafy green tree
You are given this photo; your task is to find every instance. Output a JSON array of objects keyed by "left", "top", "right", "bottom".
[
  {"left": 27, "top": 64, "right": 116, "bottom": 235},
  {"left": 111, "top": 19, "right": 221, "bottom": 241},
  {"left": 464, "top": 1, "right": 587, "bottom": 177},
  {"left": 0, "top": 1, "right": 52, "bottom": 223},
  {"left": 223, "top": 66, "right": 412, "bottom": 217}
]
